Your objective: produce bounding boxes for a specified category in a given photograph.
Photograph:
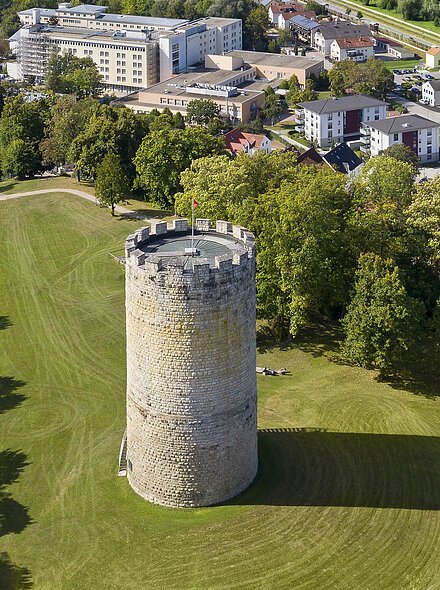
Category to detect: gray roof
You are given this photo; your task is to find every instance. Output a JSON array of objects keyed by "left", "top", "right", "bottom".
[
  {"left": 97, "top": 13, "right": 187, "bottom": 27},
  {"left": 366, "top": 114, "right": 438, "bottom": 134},
  {"left": 316, "top": 20, "right": 371, "bottom": 39},
  {"left": 290, "top": 14, "right": 320, "bottom": 30},
  {"left": 298, "top": 94, "right": 387, "bottom": 114},
  {"left": 425, "top": 79, "right": 440, "bottom": 91},
  {"left": 227, "top": 50, "right": 323, "bottom": 68},
  {"left": 59, "top": 4, "right": 107, "bottom": 13},
  {"left": 18, "top": 7, "right": 56, "bottom": 15}
]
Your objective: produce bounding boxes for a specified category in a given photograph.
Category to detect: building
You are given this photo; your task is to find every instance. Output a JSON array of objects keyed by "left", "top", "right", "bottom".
[
  {"left": 117, "top": 67, "right": 264, "bottom": 123},
  {"left": 124, "top": 219, "right": 258, "bottom": 507},
  {"left": 296, "top": 94, "right": 388, "bottom": 147},
  {"left": 289, "top": 14, "right": 320, "bottom": 44},
  {"left": 426, "top": 47, "right": 440, "bottom": 69},
  {"left": 11, "top": 3, "right": 242, "bottom": 92},
  {"left": 313, "top": 20, "right": 372, "bottom": 56},
  {"left": 360, "top": 114, "right": 439, "bottom": 163},
  {"left": 268, "top": 2, "right": 315, "bottom": 29},
  {"left": 224, "top": 128, "right": 272, "bottom": 154},
  {"left": 323, "top": 141, "right": 362, "bottom": 174},
  {"left": 226, "top": 50, "right": 324, "bottom": 87},
  {"left": 374, "top": 36, "right": 414, "bottom": 59},
  {"left": 422, "top": 79, "right": 440, "bottom": 106},
  {"left": 117, "top": 50, "right": 323, "bottom": 122},
  {"left": 329, "top": 36, "right": 374, "bottom": 62}
]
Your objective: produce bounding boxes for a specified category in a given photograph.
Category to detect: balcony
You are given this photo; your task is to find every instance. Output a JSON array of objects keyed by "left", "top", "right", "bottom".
[
  {"left": 295, "top": 109, "right": 305, "bottom": 121},
  {"left": 360, "top": 125, "right": 370, "bottom": 136}
]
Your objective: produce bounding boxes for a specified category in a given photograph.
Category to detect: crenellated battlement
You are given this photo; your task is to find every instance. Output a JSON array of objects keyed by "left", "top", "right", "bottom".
[{"left": 125, "top": 218, "right": 255, "bottom": 282}]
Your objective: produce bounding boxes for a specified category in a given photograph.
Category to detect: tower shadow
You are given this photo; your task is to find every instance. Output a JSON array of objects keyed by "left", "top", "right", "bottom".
[{"left": 232, "top": 428, "right": 440, "bottom": 510}]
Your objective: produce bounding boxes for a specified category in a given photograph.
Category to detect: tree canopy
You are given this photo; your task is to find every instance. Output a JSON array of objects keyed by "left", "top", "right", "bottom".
[{"left": 46, "top": 54, "right": 103, "bottom": 98}]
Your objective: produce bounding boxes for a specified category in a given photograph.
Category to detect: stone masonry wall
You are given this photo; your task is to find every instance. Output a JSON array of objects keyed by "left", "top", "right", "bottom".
[{"left": 125, "top": 220, "right": 258, "bottom": 507}]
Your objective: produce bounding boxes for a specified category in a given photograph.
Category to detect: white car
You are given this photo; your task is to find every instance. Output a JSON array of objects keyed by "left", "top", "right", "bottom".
[{"left": 419, "top": 99, "right": 429, "bottom": 105}]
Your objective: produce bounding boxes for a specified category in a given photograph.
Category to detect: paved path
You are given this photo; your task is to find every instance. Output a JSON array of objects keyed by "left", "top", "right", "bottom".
[{"left": 0, "top": 188, "right": 162, "bottom": 224}]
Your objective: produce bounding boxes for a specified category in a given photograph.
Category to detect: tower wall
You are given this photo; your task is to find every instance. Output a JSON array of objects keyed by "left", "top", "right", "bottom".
[{"left": 125, "top": 219, "right": 258, "bottom": 507}]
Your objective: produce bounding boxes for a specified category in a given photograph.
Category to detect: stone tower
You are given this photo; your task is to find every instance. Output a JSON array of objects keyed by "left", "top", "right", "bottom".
[{"left": 124, "top": 218, "right": 258, "bottom": 508}]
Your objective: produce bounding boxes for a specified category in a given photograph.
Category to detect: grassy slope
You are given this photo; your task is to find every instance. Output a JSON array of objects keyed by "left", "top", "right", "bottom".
[{"left": 1, "top": 193, "right": 440, "bottom": 589}]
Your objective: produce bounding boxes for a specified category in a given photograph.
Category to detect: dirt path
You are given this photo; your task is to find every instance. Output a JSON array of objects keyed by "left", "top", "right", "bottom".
[{"left": 0, "top": 188, "right": 161, "bottom": 224}]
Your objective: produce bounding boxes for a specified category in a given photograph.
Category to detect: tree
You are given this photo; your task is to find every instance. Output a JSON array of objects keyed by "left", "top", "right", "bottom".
[
  {"left": 40, "top": 95, "right": 97, "bottom": 167},
  {"left": 263, "top": 88, "right": 283, "bottom": 125},
  {"left": 353, "top": 57, "right": 394, "bottom": 99},
  {"left": 342, "top": 253, "right": 423, "bottom": 373},
  {"left": 70, "top": 105, "right": 149, "bottom": 181},
  {"left": 305, "top": 0, "right": 328, "bottom": 15},
  {"left": 278, "top": 79, "right": 289, "bottom": 90},
  {"left": 246, "top": 5, "right": 269, "bottom": 50},
  {"left": 173, "top": 111, "right": 186, "bottom": 129},
  {"left": 134, "top": 127, "right": 226, "bottom": 207},
  {"left": 2, "top": 139, "right": 40, "bottom": 179},
  {"left": 356, "top": 10, "right": 364, "bottom": 19},
  {"left": 186, "top": 99, "right": 222, "bottom": 126},
  {"left": 278, "top": 28, "right": 293, "bottom": 46},
  {"left": 300, "top": 79, "right": 317, "bottom": 102},
  {"left": 0, "top": 95, "right": 50, "bottom": 177},
  {"left": 406, "top": 176, "right": 440, "bottom": 265},
  {"left": 46, "top": 54, "right": 103, "bottom": 98},
  {"left": 398, "top": 0, "right": 420, "bottom": 19},
  {"left": 351, "top": 156, "right": 416, "bottom": 258},
  {"left": 95, "top": 152, "right": 130, "bottom": 215},
  {"left": 379, "top": 144, "right": 419, "bottom": 171},
  {"left": 329, "top": 70, "right": 346, "bottom": 97}
]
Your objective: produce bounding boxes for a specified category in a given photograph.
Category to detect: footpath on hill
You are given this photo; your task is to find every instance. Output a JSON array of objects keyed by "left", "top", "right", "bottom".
[{"left": 0, "top": 188, "right": 162, "bottom": 224}]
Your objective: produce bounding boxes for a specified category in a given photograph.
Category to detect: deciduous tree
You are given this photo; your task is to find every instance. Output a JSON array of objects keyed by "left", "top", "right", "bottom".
[{"left": 95, "top": 152, "right": 130, "bottom": 215}]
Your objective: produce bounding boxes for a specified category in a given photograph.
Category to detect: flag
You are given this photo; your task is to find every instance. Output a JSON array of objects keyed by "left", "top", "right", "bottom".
[{"left": 193, "top": 199, "right": 198, "bottom": 209}]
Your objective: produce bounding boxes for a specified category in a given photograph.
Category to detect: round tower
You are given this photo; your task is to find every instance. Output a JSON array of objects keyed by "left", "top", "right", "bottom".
[{"left": 124, "top": 218, "right": 258, "bottom": 508}]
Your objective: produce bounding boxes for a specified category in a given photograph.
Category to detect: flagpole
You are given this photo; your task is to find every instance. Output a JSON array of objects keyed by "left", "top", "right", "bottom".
[{"left": 191, "top": 198, "right": 194, "bottom": 255}]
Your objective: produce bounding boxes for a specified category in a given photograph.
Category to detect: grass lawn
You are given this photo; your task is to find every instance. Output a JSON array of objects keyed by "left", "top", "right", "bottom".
[
  {"left": 2, "top": 193, "right": 440, "bottom": 589},
  {"left": 382, "top": 59, "right": 423, "bottom": 71},
  {"left": 0, "top": 176, "right": 96, "bottom": 196}
]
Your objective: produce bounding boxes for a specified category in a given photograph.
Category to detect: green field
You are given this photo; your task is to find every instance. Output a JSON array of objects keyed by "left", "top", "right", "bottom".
[{"left": 2, "top": 191, "right": 440, "bottom": 589}]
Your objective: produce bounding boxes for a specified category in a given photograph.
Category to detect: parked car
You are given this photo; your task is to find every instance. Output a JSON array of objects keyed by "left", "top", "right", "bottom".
[
  {"left": 425, "top": 74, "right": 434, "bottom": 79},
  {"left": 419, "top": 98, "right": 429, "bottom": 104}
]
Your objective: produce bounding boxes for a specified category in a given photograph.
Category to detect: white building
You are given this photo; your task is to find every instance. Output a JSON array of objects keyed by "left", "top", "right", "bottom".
[
  {"left": 11, "top": 3, "right": 242, "bottom": 92},
  {"left": 329, "top": 36, "right": 374, "bottom": 62},
  {"left": 361, "top": 114, "right": 439, "bottom": 163},
  {"left": 313, "top": 21, "right": 372, "bottom": 57},
  {"left": 224, "top": 129, "right": 272, "bottom": 154},
  {"left": 422, "top": 79, "right": 440, "bottom": 107},
  {"left": 426, "top": 47, "right": 440, "bottom": 69},
  {"left": 296, "top": 94, "right": 388, "bottom": 148}
]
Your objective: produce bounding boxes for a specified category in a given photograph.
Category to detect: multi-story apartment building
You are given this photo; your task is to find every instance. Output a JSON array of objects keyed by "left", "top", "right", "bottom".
[
  {"left": 10, "top": 3, "right": 242, "bottom": 93},
  {"left": 360, "top": 114, "right": 439, "bottom": 163},
  {"left": 296, "top": 94, "right": 388, "bottom": 147}
]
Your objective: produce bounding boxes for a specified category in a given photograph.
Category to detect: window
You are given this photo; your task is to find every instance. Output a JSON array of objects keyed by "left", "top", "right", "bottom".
[
  {"left": 374, "top": 115, "right": 380, "bottom": 120},
  {"left": 393, "top": 133, "right": 398, "bottom": 141},
  {"left": 428, "top": 146, "right": 432, "bottom": 154}
]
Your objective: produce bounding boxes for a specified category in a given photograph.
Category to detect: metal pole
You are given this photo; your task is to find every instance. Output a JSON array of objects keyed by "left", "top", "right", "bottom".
[{"left": 191, "top": 198, "right": 194, "bottom": 255}]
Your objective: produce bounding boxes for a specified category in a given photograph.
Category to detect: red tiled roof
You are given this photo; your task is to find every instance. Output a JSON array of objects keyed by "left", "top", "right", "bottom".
[
  {"left": 224, "top": 129, "right": 269, "bottom": 153},
  {"left": 336, "top": 36, "right": 374, "bottom": 49}
]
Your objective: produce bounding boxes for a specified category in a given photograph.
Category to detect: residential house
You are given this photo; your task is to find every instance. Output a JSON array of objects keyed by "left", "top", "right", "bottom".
[
  {"left": 330, "top": 36, "right": 374, "bottom": 62},
  {"left": 224, "top": 129, "right": 272, "bottom": 154},
  {"left": 323, "top": 141, "right": 362, "bottom": 174},
  {"left": 289, "top": 14, "right": 319, "bottom": 44},
  {"left": 426, "top": 47, "right": 440, "bottom": 69},
  {"left": 361, "top": 114, "right": 439, "bottom": 163},
  {"left": 296, "top": 94, "right": 388, "bottom": 147},
  {"left": 313, "top": 20, "right": 372, "bottom": 57},
  {"left": 268, "top": 2, "right": 315, "bottom": 29},
  {"left": 422, "top": 79, "right": 440, "bottom": 106}
]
